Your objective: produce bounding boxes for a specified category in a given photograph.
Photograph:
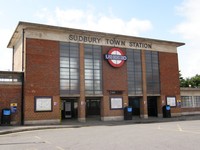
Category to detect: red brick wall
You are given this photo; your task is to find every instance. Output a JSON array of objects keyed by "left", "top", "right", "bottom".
[
  {"left": 102, "top": 47, "right": 128, "bottom": 117},
  {"left": 24, "top": 38, "right": 60, "bottom": 122},
  {"left": 102, "top": 47, "right": 128, "bottom": 92},
  {"left": 159, "top": 52, "right": 181, "bottom": 114},
  {"left": 0, "top": 84, "right": 22, "bottom": 124},
  {"left": 181, "top": 107, "right": 200, "bottom": 113},
  {"left": 159, "top": 52, "right": 180, "bottom": 95}
]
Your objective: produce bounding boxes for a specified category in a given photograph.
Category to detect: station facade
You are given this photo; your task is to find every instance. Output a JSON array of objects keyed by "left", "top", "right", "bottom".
[{"left": 1, "top": 22, "right": 185, "bottom": 125}]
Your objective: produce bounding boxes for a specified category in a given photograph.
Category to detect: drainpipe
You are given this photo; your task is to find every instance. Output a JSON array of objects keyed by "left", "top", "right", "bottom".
[
  {"left": 21, "top": 29, "right": 25, "bottom": 125},
  {"left": 21, "top": 73, "right": 24, "bottom": 125},
  {"left": 12, "top": 46, "right": 14, "bottom": 71},
  {"left": 22, "top": 29, "right": 25, "bottom": 71}
]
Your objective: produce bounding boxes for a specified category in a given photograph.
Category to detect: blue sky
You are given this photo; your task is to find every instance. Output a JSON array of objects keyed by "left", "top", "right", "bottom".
[{"left": 0, "top": 0, "right": 199, "bottom": 77}]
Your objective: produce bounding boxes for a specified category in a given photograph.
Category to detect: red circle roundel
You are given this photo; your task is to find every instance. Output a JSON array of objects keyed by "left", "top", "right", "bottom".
[{"left": 105, "top": 48, "right": 127, "bottom": 68}]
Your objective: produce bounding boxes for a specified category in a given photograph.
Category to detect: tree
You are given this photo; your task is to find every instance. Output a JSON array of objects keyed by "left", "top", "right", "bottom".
[
  {"left": 179, "top": 71, "right": 200, "bottom": 88},
  {"left": 179, "top": 71, "right": 187, "bottom": 87},
  {"left": 190, "top": 74, "right": 200, "bottom": 88}
]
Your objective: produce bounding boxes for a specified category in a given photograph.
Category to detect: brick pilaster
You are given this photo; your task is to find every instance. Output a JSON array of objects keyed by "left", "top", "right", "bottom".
[
  {"left": 140, "top": 50, "right": 148, "bottom": 118},
  {"left": 78, "top": 43, "right": 86, "bottom": 122}
]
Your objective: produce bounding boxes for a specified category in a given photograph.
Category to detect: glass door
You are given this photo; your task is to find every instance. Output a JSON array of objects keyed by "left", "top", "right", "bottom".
[
  {"left": 86, "top": 99, "right": 100, "bottom": 116},
  {"left": 61, "top": 99, "right": 78, "bottom": 119}
]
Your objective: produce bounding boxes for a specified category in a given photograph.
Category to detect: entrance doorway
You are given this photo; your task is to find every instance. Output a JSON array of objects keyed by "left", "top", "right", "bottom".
[
  {"left": 61, "top": 99, "right": 78, "bottom": 119},
  {"left": 147, "top": 97, "right": 158, "bottom": 117},
  {"left": 86, "top": 99, "right": 101, "bottom": 117},
  {"left": 129, "top": 97, "right": 140, "bottom": 116}
]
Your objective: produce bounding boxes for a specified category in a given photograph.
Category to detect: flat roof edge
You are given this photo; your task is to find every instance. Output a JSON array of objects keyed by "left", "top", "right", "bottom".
[
  {"left": 7, "top": 21, "right": 185, "bottom": 48},
  {"left": 0, "top": 70, "right": 23, "bottom": 74}
]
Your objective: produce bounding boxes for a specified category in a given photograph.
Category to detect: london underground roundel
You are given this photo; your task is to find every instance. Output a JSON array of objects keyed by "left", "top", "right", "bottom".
[{"left": 105, "top": 48, "right": 127, "bottom": 68}]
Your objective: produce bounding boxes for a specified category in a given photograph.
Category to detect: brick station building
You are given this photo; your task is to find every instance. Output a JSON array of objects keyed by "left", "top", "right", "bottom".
[{"left": 1, "top": 21, "right": 185, "bottom": 125}]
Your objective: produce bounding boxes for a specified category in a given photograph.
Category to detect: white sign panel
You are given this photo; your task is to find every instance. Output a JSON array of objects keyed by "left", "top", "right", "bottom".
[
  {"left": 111, "top": 97, "right": 123, "bottom": 109},
  {"left": 166, "top": 97, "right": 176, "bottom": 107},
  {"left": 35, "top": 97, "right": 52, "bottom": 111}
]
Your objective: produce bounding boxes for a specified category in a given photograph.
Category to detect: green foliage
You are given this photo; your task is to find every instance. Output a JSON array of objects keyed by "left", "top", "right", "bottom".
[{"left": 180, "top": 71, "right": 200, "bottom": 88}]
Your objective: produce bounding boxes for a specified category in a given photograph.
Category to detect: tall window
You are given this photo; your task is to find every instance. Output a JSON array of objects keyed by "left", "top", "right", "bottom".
[
  {"left": 145, "top": 51, "right": 160, "bottom": 94},
  {"left": 60, "top": 42, "right": 79, "bottom": 95},
  {"left": 127, "top": 49, "right": 142, "bottom": 95},
  {"left": 84, "top": 44, "right": 102, "bottom": 95}
]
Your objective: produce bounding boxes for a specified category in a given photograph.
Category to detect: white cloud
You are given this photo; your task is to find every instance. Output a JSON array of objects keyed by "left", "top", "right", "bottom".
[
  {"left": 35, "top": 7, "right": 152, "bottom": 36},
  {"left": 55, "top": 8, "right": 84, "bottom": 23},
  {"left": 175, "top": 0, "right": 200, "bottom": 77},
  {"left": 175, "top": 0, "right": 200, "bottom": 41},
  {"left": 0, "top": 6, "right": 152, "bottom": 72}
]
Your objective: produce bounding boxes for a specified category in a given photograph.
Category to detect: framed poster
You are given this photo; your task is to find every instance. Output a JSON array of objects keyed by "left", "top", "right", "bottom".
[
  {"left": 166, "top": 96, "right": 176, "bottom": 107},
  {"left": 110, "top": 97, "right": 123, "bottom": 109},
  {"left": 35, "top": 96, "right": 53, "bottom": 112}
]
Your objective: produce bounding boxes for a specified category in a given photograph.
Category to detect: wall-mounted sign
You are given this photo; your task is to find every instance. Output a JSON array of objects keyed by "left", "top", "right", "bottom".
[
  {"left": 105, "top": 48, "right": 127, "bottom": 68},
  {"left": 10, "top": 103, "right": 17, "bottom": 107},
  {"left": 68, "top": 34, "right": 152, "bottom": 50},
  {"left": 35, "top": 96, "right": 53, "bottom": 112},
  {"left": 166, "top": 96, "right": 176, "bottom": 107},
  {"left": 109, "top": 90, "right": 123, "bottom": 95},
  {"left": 110, "top": 97, "right": 123, "bottom": 109}
]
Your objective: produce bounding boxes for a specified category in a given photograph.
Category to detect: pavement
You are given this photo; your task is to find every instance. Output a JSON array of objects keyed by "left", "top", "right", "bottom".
[{"left": 0, "top": 115, "right": 200, "bottom": 135}]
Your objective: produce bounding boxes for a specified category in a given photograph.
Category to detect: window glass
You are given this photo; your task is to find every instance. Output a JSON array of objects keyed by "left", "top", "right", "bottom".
[
  {"left": 84, "top": 44, "right": 102, "bottom": 95},
  {"left": 85, "top": 59, "right": 93, "bottom": 69},
  {"left": 127, "top": 49, "right": 143, "bottom": 95},
  {"left": 181, "top": 96, "right": 193, "bottom": 107},
  {"left": 60, "top": 42, "right": 80, "bottom": 95},
  {"left": 60, "top": 57, "right": 69, "bottom": 68},
  {"left": 145, "top": 51, "right": 160, "bottom": 94},
  {"left": 60, "top": 79, "right": 70, "bottom": 90},
  {"left": 194, "top": 96, "right": 200, "bottom": 107},
  {"left": 70, "top": 80, "right": 79, "bottom": 90},
  {"left": 85, "top": 69, "right": 93, "bottom": 79},
  {"left": 85, "top": 80, "right": 94, "bottom": 90},
  {"left": 70, "top": 69, "right": 79, "bottom": 79},
  {"left": 182, "top": 96, "right": 200, "bottom": 108},
  {"left": 60, "top": 68, "right": 69, "bottom": 78},
  {"left": 70, "top": 58, "right": 79, "bottom": 68}
]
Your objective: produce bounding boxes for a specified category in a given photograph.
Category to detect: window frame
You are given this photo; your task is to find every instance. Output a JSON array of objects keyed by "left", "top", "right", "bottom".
[{"left": 84, "top": 44, "right": 102, "bottom": 95}]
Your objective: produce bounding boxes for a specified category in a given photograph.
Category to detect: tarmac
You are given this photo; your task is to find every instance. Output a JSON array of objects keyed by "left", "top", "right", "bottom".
[{"left": 0, "top": 115, "right": 200, "bottom": 135}]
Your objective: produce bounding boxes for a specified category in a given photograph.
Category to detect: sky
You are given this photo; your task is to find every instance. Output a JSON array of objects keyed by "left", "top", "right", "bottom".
[{"left": 0, "top": 0, "right": 199, "bottom": 78}]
